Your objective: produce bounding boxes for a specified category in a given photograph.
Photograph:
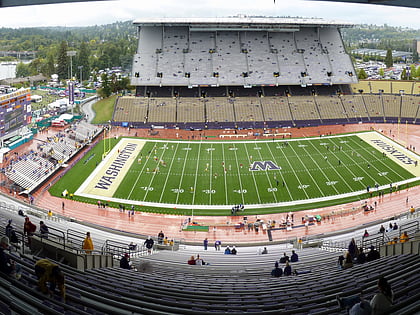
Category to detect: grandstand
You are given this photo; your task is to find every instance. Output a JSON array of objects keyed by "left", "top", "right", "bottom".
[{"left": 131, "top": 17, "right": 357, "bottom": 92}]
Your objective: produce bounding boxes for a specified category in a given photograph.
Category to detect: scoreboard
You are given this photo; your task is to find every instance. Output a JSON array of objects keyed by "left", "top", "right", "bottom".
[{"left": 0, "top": 88, "right": 31, "bottom": 137}]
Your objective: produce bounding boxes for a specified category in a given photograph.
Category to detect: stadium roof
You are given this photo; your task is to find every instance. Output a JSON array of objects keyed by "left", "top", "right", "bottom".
[{"left": 133, "top": 17, "right": 354, "bottom": 29}]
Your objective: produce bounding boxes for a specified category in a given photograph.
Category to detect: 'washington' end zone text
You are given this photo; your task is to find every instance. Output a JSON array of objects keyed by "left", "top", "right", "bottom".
[
  {"left": 370, "top": 139, "right": 415, "bottom": 164},
  {"left": 94, "top": 143, "right": 138, "bottom": 189}
]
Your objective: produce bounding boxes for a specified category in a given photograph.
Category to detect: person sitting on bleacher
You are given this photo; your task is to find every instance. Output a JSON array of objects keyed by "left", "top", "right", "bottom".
[
  {"left": 35, "top": 259, "right": 65, "bottom": 300},
  {"left": 231, "top": 246, "right": 237, "bottom": 255},
  {"left": 39, "top": 221, "right": 49, "bottom": 238},
  {"left": 0, "top": 236, "right": 20, "bottom": 278},
  {"left": 120, "top": 253, "right": 132, "bottom": 270},
  {"left": 366, "top": 246, "right": 380, "bottom": 262},
  {"left": 279, "top": 252, "right": 289, "bottom": 263},
  {"left": 290, "top": 250, "right": 298, "bottom": 262},
  {"left": 5, "top": 219, "right": 18, "bottom": 244},
  {"left": 283, "top": 261, "right": 293, "bottom": 276},
  {"left": 271, "top": 262, "right": 282, "bottom": 277},
  {"left": 400, "top": 231, "right": 409, "bottom": 243},
  {"left": 356, "top": 247, "right": 366, "bottom": 264},
  {"left": 187, "top": 255, "right": 196, "bottom": 265},
  {"left": 370, "top": 277, "right": 393, "bottom": 315},
  {"left": 343, "top": 252, "right": 353, "bottom": 269},
  {"left": 224, "top": 246, "right": 231, "bottom": 255}
]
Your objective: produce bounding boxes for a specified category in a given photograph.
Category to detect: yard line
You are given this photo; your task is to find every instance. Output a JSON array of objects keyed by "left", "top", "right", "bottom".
[
  {"left": 176, "top": 142, "right": 191, "bottom": 204},
  {"left": 265, "top": 142, "right": 293, "bottom": 200},
  {"left": 242, "top": 143, "right": 262, "bottom": 204},
  {"left": 316, "top": 138, "right": 369, "bottom": 190},
  {"left": 221, "top": 143, "right": 229, "bottom": 205},
  {"left": 232, "top": 143, "right": 245, "bottom": 204},
  {"left": 302, "top": 140, "right": 347, "bottom": 194},
  {"left": 144, "top": 143, "right": 169, "bottom": 200},
  {"left": 288, "top": 143, "right": 325, "bottom": 197},
  {"left": 209, "top": 143, "right": 214, "bottom": 204},
  {"left": 348, "top": 137, "right": 401, "bottom": 182},
  {"left": 253, "top": 142, "right": 278, "bottom": 202},
  {"left": 128, "top": 142, "right": 156, "bottom": 199},
  {"left": 158, "top": 143, "right": 180, "bottom": 203},
  {"left": 191, "top": 141, "right": 202, "bottom": 205}
]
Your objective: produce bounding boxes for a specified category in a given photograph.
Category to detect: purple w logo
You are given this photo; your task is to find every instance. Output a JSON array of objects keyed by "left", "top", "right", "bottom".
[{"left": 249, "top": 161, "right": 281, "bottom": 171}]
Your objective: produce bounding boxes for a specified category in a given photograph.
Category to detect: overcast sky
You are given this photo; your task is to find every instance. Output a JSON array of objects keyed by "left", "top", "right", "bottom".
[{"left": 1, "top": 0, "right": 420, "bottom": 29}]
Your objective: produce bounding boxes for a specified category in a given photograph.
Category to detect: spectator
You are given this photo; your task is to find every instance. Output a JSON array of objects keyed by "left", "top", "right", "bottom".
[
  {"left": 187, "top": 255, "right": 196, "bottom": 265},
  {"left": 338, "top": 277, "right": 393, "bottom": 314},
  {"left": 82, "top": 232, "right": 94, "bottom": 254},
  {"left": 337, "top": 254, "right": 345, "bottom": 270},
  {"left": 370, "top": 277, "right": 393, "bottom": 314},
  {"left": 400, "top": 231, "right": 409, "bottom": 243},
  {"left": 163, "top": 237, "right": 169, "bottom": 245},
  {"left": 363, "top": 229, "right": 369, "bottom": 238},
  {"left": 392, "top": 222, "right": 398, "bottom": 230},
  {"left": 357, "top": 247, "right": 366, "bottom": 264},
  {"left": 231, "top": 246, "right": 237, "bottom": 255},
  {"left": 343, "top": 252, "right": 354, "bottom": 269},
  {"left": 144, "top": 236, "right": 154, "bottom": 254},
  {"left": 284, "top": 261, "right": 292, "bottom": 276},
  {"left": 290, "top": 250, "right": 299, "bottom": 262},
  {"left": 271, "top": 261, "right": 283, "bottom": 277},
  {"left": 409, "top": 206, "right": 415, "bottom": 214},
  {"left": 279, "top": 252, "right": 289, "bottom": 263},
  {"left": 128, "top": 242, "right": 137, "bottom": 251},
  {"left": 387, "top": 237, "right": 399, "bottom": 245},
  {"left": 35, "top": 259, "right": 65, "bottom": 300},
  {"left": 379, "top": 225, "right": 385, "bottom": 234},
  {"left": 195, "top": 254, "right": 205, "bottom": 265},
  {"left": 157, "top": 231, "right": 164, "bottom": 244},
  {"left": 39, "top": 221, "right": 49, "bottom": 238},
  {"left": 5, "top": 220, "right": 18, "bottom": 244},
  {"left": 215, "top": 240, "right": 221, "bottom": 251},
  {"left": 261, "top": 247, "right": 268, "bottom": 254},
  {"left": 120, "top": 253, "right": 132, "bottom": 269},
  {"left": 387, "top": 223, "right": 393, "bottom": 232},
  {"left": 0, "top": 236, "right": 20, "bottom": 278},
  {"left": 23, "top": 216, "right": 36, "bottom": 244},
  {"left": 366, "top": 246, "right": 380, "bottom": 262},
  {"left": 348, "top": 238, "right": 357, "bottom": 259},
  {"left": 203, "top": 238, "right": 208, "bottom": 250},
  {"left": 224, "top": 246, "right": 231, "bottom": 255}
]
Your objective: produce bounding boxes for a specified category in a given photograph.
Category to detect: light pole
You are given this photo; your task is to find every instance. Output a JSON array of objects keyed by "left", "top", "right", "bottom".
[
  {"left": 78, "top": 65, "right": 83, "bottom": 85},
  {"left": 66, "top": 50, "right": 76, "bottom": 79}
]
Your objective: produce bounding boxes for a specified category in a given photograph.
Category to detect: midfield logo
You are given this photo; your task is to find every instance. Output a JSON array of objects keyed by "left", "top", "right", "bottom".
[{"left": 249, "top": 161, "right": 281, "bottom": 171}]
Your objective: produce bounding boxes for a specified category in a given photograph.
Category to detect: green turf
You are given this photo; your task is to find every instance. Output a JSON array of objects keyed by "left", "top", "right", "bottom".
[{"left": 50, "top": 132, "right": 418, "bottom": 215}]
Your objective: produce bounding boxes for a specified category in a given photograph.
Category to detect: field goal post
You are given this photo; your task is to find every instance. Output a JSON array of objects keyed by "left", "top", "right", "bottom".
[{"left": 102, "top": 125, "right": 112, "bottom": 160}]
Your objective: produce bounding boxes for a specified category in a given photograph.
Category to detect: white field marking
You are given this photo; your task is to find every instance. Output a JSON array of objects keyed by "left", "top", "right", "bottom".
[
  {"left": 221, "top": 143, "right": 229, "bottom": 205},
  {"left": 209, "top": 143, "right": 214, "bottom": 204},
  {"left": 75, "top": 138, "right": 145, "bottom": 198},
  {"left": 191, "top": 142, "right": 202, "bottom": 205},
  {"left": 306, "top": 139, "right": 354, "bottom": 192},
  {"left": 128, "top": 143, "right": 156, "bottom": 199},
  {"left": 357, "top": 131, "right": 420, "bottom": 177},
  {"left": 232, "top": 143, "right": 246, "bottom": 204},
  {"left": 254, "top": 142, "right": 277, "bottom": 202},
  {"left": 265, "top": 142, "right": 294, "bottom": 200},
  {"left": 288, "top": 141, "right": 325, "bottom": 196},
  {"left": 176, "top": 143, "right": 191, "bottom": 204},
  {"left": 242, "top": 143, "right": 262, "bottom": 204},
  {"left": 158, "top": 143, "right": 180, "bottom": 203},
  {"left": 298, "top": 139, "right": 339, "bottom": 195}
]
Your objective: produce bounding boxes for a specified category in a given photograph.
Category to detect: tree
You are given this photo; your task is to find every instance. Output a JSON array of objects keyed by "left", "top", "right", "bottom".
[
  {"left": 15, "top": 62, "right": 31, "bottom": 78},
  {"left": 56, "top": 40, "right": 69, "bottom": 81},
  {"left": 77, "top": 41, "right": 90, "bottom": 82},
  {"left": 357, "top": 68, "right": 368, "bottom": 80},
  {"left": 379, "top": 68, "right": 385, "bottom": 78},
  {"left": 98, "top": 72, "right": 111, "bottom": 98},
  {"left": 401, "top": 68, "right": 408, "bottom": 80},
  {"left": 384, "top": 48, "right": 393, "bottom": 68}
]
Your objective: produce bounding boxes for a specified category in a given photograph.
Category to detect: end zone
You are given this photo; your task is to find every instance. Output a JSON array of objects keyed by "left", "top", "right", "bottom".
[{"left": 75, "top": 138, "right": 145, "bottom": 198}]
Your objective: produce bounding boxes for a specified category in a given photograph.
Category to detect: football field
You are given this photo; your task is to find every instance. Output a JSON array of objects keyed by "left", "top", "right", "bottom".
[{"left": 71, "top": 131, "right": 420, "bottom": 212}]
